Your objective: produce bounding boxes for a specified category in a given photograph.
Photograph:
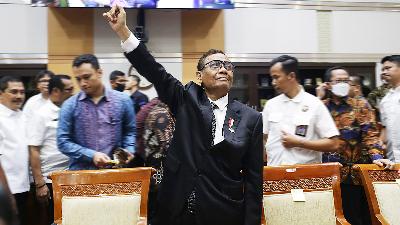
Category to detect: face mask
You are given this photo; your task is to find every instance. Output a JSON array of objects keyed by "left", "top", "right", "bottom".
[
  {"left": 115, "top": 83, "right": 126, "bottom": 92},
  {"left": 331, "top": 83, "right": 350, "bottom": 97}
]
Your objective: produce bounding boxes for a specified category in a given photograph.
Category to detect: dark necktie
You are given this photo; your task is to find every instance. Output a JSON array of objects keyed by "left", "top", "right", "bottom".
[{"left": 210, "top": 102, "right": 218, "bottom": 146}]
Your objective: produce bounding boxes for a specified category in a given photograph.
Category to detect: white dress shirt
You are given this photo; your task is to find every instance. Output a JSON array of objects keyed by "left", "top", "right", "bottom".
[
  {"left": 262, "top": 88, "right": 339, "bottom": 166},
  {"left": 23, "top": 93, "right": 48, "bottom": 120},
  {"left": 28, "top": 100, "right": 69, "bottom": 183},
  {"left": 121, "top": 32, "right": 140, "bottom": 53},
  {"left": 209, "top": 95, "right": 229, "bottom": 145},
  {"left": 380, "top": 86, "right": 400, "bottom": 163},
  {"left": 23, "top": 93, "right": 48, "bottom": 182},
  {"left": 0, "top": 103, "right": 30, "bottom": 194}
]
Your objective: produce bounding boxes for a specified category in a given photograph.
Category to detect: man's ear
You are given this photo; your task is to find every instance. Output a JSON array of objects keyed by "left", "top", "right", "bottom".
[
  {"left": 196, "top": 71, "right": 202, "bottom": 83},
  {"left": 97, "top": 69, "right": 103, "bottom": 78},
  {"left": 287, "top": 72, "right": 295, "bottom": 80}
]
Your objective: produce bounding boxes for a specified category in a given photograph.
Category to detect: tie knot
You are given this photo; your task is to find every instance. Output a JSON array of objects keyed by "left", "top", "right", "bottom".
[{"left": 210, "top": 102, "right": 218, "bottom": 110}]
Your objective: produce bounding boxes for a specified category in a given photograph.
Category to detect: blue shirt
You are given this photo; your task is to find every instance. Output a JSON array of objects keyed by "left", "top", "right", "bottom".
[{"left": 57, "top": 88, "right": 136, "bottom": 170}]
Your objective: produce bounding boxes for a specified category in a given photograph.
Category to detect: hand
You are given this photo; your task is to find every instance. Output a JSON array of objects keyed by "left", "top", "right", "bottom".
[
  {"left": 316, "top": 82, "right": 329, "bottom": 99},
  {"left": 281, "top": 131, "right": 302, "bottom": 149},
  {"left": 103, "top": 4, "right": 131, "bottom": 41},
  {"left": 373, "top": 158, "right": 394, "bottom": 170},
  {"left": 36, "top": 184, "right": 50, "bottom": 205},
  {"left": 124, "top": 151, "right": 134, "bottom": 164},
  {"left": 93, "top": 152, "right": 111, "bottom": 168}
]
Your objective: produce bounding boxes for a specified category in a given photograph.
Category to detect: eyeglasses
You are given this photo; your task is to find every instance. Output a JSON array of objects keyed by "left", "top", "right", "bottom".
[{"left": 201, "top": 60, "right": 235, "bottom": 72}]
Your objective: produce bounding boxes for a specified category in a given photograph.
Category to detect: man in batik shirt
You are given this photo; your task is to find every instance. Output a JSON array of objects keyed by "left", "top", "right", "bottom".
[
  {"left": 57, "top": 54, "right": 136, "bottom": 170},
  {"left": 317, "top": 66, "right": 393, "bottom": 225},
  {"left": 135, "top": 98, "right": 175, "bottom": 224}
]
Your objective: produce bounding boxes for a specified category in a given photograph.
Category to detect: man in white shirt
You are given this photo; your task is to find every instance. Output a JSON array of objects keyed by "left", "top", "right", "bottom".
[
  {"left": 28, "top": 75, "right": 73, "bottom": 224},
  {"left": 380, "top": 55, "right": 400, "bottom": 163},
  {"left": 23, "top": 70, "right": 54, "bottom": 120},
  {"left": 0, "top": 76, "right": 29, "bottom": 225},
  {"left": 263, "top": 55, "right": 340, "bottom": 166}
]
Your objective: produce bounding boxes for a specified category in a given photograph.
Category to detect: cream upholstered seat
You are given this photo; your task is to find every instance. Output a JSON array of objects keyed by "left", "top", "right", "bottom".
[
  {"left": 354, "top": 164, "right": 400, "bottom": 225},
  {"left": 50, "top": 168, "right": 153, "bottom": 225},
  {"left": 262, "top": 163, "right": 349, "bottom": 225},
  {"left": 263, "top": 190, "right": 336, "bottom": 225},
  {"left": 62, "top": 194, "right": 141, "bottom": 225}
]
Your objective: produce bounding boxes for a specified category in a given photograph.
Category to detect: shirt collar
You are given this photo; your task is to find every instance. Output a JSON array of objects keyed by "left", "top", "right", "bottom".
[
  {"left": 209, "top": 94, "right": 229, "bottom": 109},
  {"left": 390, "top": 85, "right": 400, "bottom": 93},
  {"left": 78, "top": 87, "right": 111, "bottom": 102},
  {"left": 282, "top": 86, "right": 305, "bottom": 103},
  {"left": 0, "top": 103, "right": 21, "bottom": 117}
]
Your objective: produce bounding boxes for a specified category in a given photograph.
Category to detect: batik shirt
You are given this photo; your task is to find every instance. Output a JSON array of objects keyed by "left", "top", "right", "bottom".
[
  {"left": 323, "top": 97, "right": 384, "bottom": 185},
  {"left": 57, "top": 89, "right": 136, "bottom": 170},
  {"left": 367, "top": 83, "right": 391, "bottom": 110}
]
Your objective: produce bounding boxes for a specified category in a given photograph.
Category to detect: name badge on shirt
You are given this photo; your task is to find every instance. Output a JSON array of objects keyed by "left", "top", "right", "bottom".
[{"left": 295, "top": 125, "right": 308, "bottom": 137}]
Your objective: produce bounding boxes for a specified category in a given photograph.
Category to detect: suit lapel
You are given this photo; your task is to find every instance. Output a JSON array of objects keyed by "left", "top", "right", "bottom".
[
  {"left": 198, "top": 92, "right": 242, "bottom": 148},
  {"left": 223, "top": 100, "right": 241, "bottom": 142},
  {"left": 199, "top": 92, "right": 214, "bottom": 150}
]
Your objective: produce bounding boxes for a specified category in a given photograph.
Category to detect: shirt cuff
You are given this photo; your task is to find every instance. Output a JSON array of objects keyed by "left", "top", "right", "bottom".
[{"left": 121, "top": 32, "right": 140, "bottom": 53}]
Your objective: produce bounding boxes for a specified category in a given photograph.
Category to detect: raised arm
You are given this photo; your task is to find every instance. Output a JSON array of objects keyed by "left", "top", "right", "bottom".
[{"left": 104, "top": 5, "right": 184, "bottom": 115}]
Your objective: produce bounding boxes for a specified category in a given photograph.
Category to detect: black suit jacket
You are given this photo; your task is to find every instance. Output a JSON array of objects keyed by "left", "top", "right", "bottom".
[{"left": 125, "top": 44, "right": 263, "bottom": 225}]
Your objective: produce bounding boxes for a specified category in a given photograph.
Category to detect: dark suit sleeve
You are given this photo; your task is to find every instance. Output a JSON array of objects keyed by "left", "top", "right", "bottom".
[
  {"left": 125, "top": 43, "right": 184, "bottom": 115},
  {"left": 243, "top": 113, "right": 263, "bottom": 225}
]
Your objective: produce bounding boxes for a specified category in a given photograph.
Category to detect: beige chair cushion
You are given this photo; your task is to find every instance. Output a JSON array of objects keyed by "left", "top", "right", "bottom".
[
  {"left": 263, "top": 190, "right": 336, "bottom": 225},
  {"left": 373, "top": 182, "right": 400, "bottom": 225},
  {"left": 62, "top": 194, "right": 141, "bottom": 225}
]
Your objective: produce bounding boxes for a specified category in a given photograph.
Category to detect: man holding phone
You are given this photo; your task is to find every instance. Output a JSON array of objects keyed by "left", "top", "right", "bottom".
[
  {"left": 318, "top": 66, "right": 392, "bottom": 225},
  {"left": 57, "top": 54, "right": 136, "bottom": 170}
]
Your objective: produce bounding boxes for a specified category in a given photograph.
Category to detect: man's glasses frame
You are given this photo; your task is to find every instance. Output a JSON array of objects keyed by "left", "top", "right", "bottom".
[{"left": 200, "top": 60, "right": 235, "bottom": 72}]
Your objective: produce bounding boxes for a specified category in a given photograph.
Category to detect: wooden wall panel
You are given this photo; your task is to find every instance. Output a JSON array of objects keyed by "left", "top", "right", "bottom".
[
  {"left": 181, "top": 10, "right": 225, "bottom": 84},
  {"left": 47, "top": 8, "right": 94, "bottom": 85}
]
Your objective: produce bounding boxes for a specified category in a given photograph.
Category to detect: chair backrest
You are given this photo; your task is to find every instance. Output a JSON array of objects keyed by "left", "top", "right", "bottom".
[
  {"left": 262, "top": 163, "right": 348, "bottom": 225},
  {"left": 50, "top": 167, "right": 153, "bottom": 224},
  {"left": 353, "top": 164, "right": 400, "bottom": 225}
]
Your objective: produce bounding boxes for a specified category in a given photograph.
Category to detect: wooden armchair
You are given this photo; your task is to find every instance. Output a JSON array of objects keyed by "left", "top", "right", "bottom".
[
  {"left": 353, "top": 164, "right": 400, "bottom": 225},
  {"left": 262, "top": 163, "right": 349, "bottom": 225},
  {"left": 50, "top": 167, "right": 153, "bottom": 225}
]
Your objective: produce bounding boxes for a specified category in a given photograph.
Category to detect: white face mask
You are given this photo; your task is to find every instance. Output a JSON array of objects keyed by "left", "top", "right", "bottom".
[{"left": 331, "top": 83, "right": 350, "bottom": 97}]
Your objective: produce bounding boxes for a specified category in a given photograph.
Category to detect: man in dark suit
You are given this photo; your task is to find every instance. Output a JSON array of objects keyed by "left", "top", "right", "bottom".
[{"left": 104, "top": 5, "right": 263, "bottom": 225}]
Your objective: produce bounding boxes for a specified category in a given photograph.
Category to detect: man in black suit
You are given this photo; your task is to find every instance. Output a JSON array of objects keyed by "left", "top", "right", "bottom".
[{"left": 104, "top": 5, "right": 263, "bottom": 225}]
